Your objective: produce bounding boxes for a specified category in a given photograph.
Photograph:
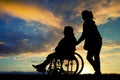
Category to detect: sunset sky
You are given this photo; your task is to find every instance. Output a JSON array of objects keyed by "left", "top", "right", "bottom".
[{"left": 0, "top": 0, "right": 120, "bottom": 74}]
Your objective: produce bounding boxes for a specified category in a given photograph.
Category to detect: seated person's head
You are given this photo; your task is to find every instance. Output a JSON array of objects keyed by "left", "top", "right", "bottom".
[{"left": 64, "top": 26, "right": 74, "bottom": 37}]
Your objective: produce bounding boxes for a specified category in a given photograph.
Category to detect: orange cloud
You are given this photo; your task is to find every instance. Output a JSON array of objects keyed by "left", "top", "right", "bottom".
[
  {"left": 93, "top": 0, "right": 120, "bottom": 25},
  {"left": 0, "top": 2, "right": 62, "bottom": 28}
]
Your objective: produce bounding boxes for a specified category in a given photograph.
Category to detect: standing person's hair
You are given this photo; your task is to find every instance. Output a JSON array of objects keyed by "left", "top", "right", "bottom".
[{"left": 82, "top": 10, "right": 94, "bottom": 20}]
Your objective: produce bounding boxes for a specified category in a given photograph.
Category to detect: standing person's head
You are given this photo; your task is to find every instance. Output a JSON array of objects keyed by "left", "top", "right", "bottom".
[
  {"left": 64, "top": 26, "right": 74, "bottom": 37},
  {"left": 81, "top": 10, "right": 94, "bottom": 21}
]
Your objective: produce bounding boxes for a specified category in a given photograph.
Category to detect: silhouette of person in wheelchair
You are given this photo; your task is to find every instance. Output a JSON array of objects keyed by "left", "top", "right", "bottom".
[{"left": 32, "top": 26, "right": 77, "bottom": 73}]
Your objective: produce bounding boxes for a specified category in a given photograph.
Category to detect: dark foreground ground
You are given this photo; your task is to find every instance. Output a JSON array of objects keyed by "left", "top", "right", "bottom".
[{"left": 0, "top": 74, "right": 120, "bottom": 80}]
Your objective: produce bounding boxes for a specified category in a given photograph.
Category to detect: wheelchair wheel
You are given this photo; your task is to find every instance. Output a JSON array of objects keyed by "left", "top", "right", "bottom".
[
  {"left": 74, "top": 53, "right": 84, "bottom": 74},
  {"left": 62, "top": 57, "right": 79, "bottom": 74},
  {"left": 46, "top": 53, "right": 84, "bottom": 75},
  {"left": 46, "top": 57, "right": 79, "bottom": 75}
]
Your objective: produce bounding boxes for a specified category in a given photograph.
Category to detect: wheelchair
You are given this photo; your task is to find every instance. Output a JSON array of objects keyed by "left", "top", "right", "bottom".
[{"left": 46, "top": 53, "right": 84, "bottom": 75}]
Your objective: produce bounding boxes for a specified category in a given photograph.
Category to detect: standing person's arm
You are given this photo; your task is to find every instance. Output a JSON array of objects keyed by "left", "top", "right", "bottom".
[
  {"left": 77, "top": 32, "right": 85, "bottom": 44},
  {"left": 77, "top": 24, "right": 86, "bottom": 45}
]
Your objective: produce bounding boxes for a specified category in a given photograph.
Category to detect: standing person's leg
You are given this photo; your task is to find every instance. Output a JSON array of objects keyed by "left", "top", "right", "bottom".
[
  {"left": 86, "top": 50, "right": 96, "bottom": 71},
  {"left": 94, "top": 44, "right": 102, "bottom": 74},
  {"left": 94, "top": 52, "right": 100, "bottom": 74}
]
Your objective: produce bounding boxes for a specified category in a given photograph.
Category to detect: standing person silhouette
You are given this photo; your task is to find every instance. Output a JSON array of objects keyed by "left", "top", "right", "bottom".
[
  {"left": 77, "top": 10, "right": 102, "bottom": 75},
  {"left": 32, "top": 26, "right": 77, "bottom": 72}
]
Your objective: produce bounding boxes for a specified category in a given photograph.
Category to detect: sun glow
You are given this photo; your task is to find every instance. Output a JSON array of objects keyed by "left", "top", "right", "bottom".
[{"left": 81, "top": 67, "right": 94, "bottom": 74}]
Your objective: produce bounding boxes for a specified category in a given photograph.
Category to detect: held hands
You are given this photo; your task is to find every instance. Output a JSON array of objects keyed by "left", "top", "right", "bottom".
[
  {"left": 76, "top": 37, "right": 83, "bottom": 45},
  {"left": 76, "top": 41, "right": 81, "bottom": 45}
]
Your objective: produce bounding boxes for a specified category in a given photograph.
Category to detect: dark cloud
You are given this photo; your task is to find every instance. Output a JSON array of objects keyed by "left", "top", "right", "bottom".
[{"left": 0, "top": 14, "right": 60, "bottom": 57}]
